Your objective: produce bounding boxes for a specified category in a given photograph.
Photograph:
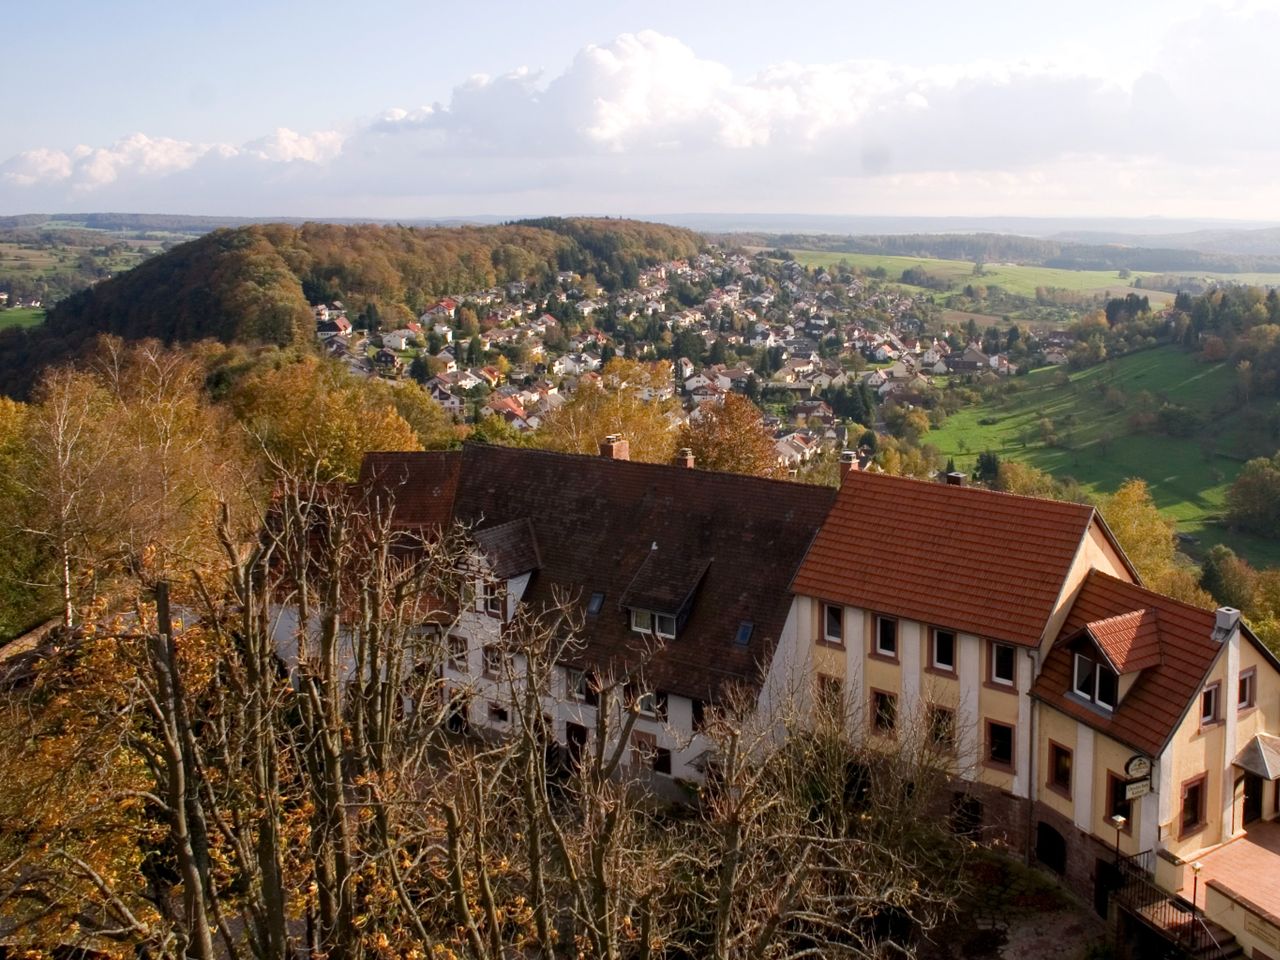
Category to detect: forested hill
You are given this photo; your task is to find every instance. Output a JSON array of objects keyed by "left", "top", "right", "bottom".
[{"left": 0, "top": 217, "right": 701, "bottom": 398}]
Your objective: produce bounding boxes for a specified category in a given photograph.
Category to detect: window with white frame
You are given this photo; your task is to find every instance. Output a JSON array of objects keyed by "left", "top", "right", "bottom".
[
  {"left": 823, "top": 603, "right": 844, "bottom": 644},
  {"left": 990, "top": 642, "right": 1016, "bottom": 686},
  {"left": 448, "top": 634, "right": 468, "bottom": 672},
  {"left": 480, "top": 579, "right": 505, "bottom": 619},
  {"left": 1239, "top": 669, "right": 1256, "bottom": 710},
  {"left": 567, "top": 668, "right": 599, "bottom": 706},
  {"left": 931, "top": 628, "right": 956, "bottom": 671},
  {"left": 631, "top": 609, "right": 676, "bottom": 639},
  {"left": 875, "top": 615, "right": 898, "bottom": 658},
  {"left": 1201, "top": 683, "right": 1220, "bottom": 725},
  {"left": 482, "top": 644, "right": 505, "bottom": 679},
  {"left": 1072, "top": 653, "right": 1117, "bottom": 710}
]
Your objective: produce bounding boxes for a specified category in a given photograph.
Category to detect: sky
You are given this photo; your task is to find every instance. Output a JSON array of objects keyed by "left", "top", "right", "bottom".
[{"left": 3, "top": 0, "right": 1279, "bottom": 220}]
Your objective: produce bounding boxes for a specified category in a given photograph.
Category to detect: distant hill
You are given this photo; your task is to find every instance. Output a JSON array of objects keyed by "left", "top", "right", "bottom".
[
  {"left": 1050, "top": 227, "right": 1280, "bottom": 258},
  {"left": 0, "top": 217, "right": 702, "bottom": 398},
  {"left": 718, "top": 231, "right": 1280, "bottom": 274}
]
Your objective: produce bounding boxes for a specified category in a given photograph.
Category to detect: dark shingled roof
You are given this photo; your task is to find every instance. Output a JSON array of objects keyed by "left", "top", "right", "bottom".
[
  {"left": 1032, "top": 570, "right": 1221, "bottom": 756},
  {"left": 792, "top": 469, "right": 1102, "bottom": 647},
  {"left": 473, "top": 518, "right": 541, "bottom": 579},
  {"left": 360, "top": 444, "right": 837, "bottom": 702}
]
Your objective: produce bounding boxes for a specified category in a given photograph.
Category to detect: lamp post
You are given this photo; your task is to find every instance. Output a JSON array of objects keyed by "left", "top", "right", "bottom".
[
  {"left": 1109, "top": 813, "right": 1127, "bottom": 865},
  {"left": 1192, "top": 861, "right": 1204, "bottom": 916}
]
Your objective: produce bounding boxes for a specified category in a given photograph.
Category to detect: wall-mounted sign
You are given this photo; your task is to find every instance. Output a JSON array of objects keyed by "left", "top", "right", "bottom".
[
  {"left": 1125, "top": 778, "right": 1151, "bottom": 801},
  {"left": 1125, "top": 755, "right": 1152, "bottom": 779}
]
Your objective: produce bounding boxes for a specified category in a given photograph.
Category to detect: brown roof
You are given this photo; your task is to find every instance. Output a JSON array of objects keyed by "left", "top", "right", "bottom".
[
  {"left": 1031, "top": 570, "right": 1220, "bottom": 756},
  {"left": 473, "top": 518, "right": 541, "bottom": 580},
  {"left": 1086, "top": 608, "right": 1163, "bottom": 673},
  {"left": 791, "top": 470, "right": 1100, "bottom": 646},
  {"left": 360, "top": 444, "right": 837, "bottom": 702}
]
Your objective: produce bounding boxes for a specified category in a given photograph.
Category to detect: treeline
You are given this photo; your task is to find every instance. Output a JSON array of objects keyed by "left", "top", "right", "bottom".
[
  {"left": 0, "top": 218, "right": 702, "bottom": 398},
  {"left": 723, "top": 231, "right": 1280, "bottom": 274}
]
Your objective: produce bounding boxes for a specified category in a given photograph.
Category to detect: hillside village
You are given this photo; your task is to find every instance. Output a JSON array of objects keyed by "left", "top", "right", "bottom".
[{"left": 312, "top": 247, "right": 1040, "bottom": 470}]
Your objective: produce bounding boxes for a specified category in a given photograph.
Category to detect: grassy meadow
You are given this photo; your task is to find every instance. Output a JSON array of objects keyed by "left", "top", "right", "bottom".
[
  {"left": 0, "top": 307, "right": 46, "bottom": 330},
  {"left": 925, "top": 346, "right": 1280, "bottom": 567}
]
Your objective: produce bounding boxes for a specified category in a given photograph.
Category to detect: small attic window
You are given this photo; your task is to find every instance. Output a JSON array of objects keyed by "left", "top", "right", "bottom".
[
  {"left": 735, "top": 621, "right": 754, "bottom": 646},
  {"left": 587, "top": 592, "right": 605, "bottom": 616}
]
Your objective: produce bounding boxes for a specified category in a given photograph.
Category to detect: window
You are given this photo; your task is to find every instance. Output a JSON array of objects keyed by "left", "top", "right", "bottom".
[
  {"left": 1201, "top": 683, "right": 1221, "bottom": 726},
  {"left": 991, "top": 642, "right": 1016, "bottom": 686},
  {"left": 823, "top": 603, "right": 843, "bottom": 644},
  {"left": 816, "top": 674, "right": 843, "bottom": 719},
  {"left": 691, "top": 698, "right": 708, "bottom": 733},
  {"left": 1072, "top": 653, "right": 1117, "bottom": 711},
  {"left": 448, "top": 634, "right": 468, "bottom": 672},
  {"left": 1239, "top": 669, "right": 1256, "bottom": 710},
  {"left": 735, "top": 621, "right": 754, "bottom": 647},
  {"left": 1108, "top": 772, "right": 1133, "bottom": 827},
  {"left": 487, "top": 702, "right": 509, "bottom": 724},
  {"left": 875, "top": 616, "right": 898, "bottom": 658},
  {"left": 1181, "top": 776, "right": 1207, "bottom": 836},
  {"left": 928, "top": 705, "right": 955, "bottom": 749},
  {"left": 586, "top": 592, "right": 605, "bottom": 616},
  {"left": 482, "top": 644, "right": 504, "bottom": 679},
  {"left": 631, "top": 731, "right": 669, "bottom": 774},
  {"left": 632, "top": 688, "right": 668, "bottom": 721},
  {"left": 872, "top": 690, "right": 897, "bottom": 732},
  {"left": 987, "top": 721, "right": 1014, "bottom": 768},
  {"left": 568, "top": 668, "right": 599, "bottom": 706},
  {"left": 931, "top": 628, "right": 956, "bottom": 672},
  {"left": 1050, "top": 743, "right": 1072, "bottom": 793},
  {"left": 480, "top": 579, "right": 504, "bottom": 619},
  {"left": 631, "top": 609, "right": 676, "bottom": 639}
]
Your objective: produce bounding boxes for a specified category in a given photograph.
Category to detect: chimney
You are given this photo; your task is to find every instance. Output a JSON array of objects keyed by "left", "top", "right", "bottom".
[
  {"left": 839, "top": 449, "right": 857, "bottom": 481},
  {"left": 674, "top": 447, "right": 695, "bottom": 469},
  {"left": 599, "top": 434, "right": 630, "bottom": 461},
  {"left": 1213, "top": 606, "right": 1240, "bottom": 643},
  {"left": 944, "top": 471, "right": 965, "bottom": 486}
]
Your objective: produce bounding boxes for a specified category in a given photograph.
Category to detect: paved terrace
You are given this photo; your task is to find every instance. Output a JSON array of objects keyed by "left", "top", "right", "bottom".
[{"left": 1181, "top": 818, "right": 1280, "bottom": 917}]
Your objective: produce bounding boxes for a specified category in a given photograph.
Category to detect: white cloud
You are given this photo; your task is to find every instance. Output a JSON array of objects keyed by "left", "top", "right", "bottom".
[{"left": 3, "top": 8, "right": 1280, "bottom": 217}]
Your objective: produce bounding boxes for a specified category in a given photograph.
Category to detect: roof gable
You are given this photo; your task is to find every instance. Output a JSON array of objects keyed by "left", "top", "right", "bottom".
[
  {"left": 1031, "top": 570, "right": 1221, "bottom": 756},
  {"left": 1084, "top": 608, "right": 1163, "bottom": 673},
  {"left": 791, "top": 471, "right": 1097, "bottom": 646}
]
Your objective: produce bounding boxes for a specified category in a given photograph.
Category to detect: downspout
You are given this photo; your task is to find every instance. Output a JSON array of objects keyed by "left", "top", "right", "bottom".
[{"left": 1025, "top": 648, "right": 1040, "bottom": 867}]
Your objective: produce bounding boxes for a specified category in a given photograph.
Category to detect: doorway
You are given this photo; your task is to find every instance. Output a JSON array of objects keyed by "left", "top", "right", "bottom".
[{"left": 1243, "top": 771, "right": 1264, "bottom": 825}]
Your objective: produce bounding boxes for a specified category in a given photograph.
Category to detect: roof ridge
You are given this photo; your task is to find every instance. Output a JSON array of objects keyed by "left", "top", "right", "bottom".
[
  {"left": 1085, "top": 569, "right": 1216, "bottom": 622},
  {"left": 845, "top": 468, "right": 1096, "bottom": 513}
]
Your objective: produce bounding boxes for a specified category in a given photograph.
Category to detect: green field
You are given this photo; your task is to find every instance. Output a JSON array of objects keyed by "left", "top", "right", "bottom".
[
  {"left": 789, "top": 249, "right": 1280, "bottom": 301},
  {"left": 0, "top": 307, "right": 45, "bottom": 330},
  {"left": 925, "top": 346, "right": 1280, "bottom": 567}
]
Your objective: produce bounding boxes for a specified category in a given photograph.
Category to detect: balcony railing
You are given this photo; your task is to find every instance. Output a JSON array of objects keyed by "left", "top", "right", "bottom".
[{"left": 1113, "top": 851, "right": 1229, "bottom": 959}]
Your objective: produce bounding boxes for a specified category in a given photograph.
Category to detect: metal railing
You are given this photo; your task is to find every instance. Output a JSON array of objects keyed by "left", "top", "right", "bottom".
[{"left": 1113, "top": 851, "right": 1229, "bottom": 958}]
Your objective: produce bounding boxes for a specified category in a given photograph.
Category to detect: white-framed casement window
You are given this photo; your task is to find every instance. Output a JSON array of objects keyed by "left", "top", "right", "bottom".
[
  {"left": 822, "top": 603, "right": 844, "bottom": 645},
  {"left": 480, "top": 579, "right": 505, "bottom": 619},
  {"left": 931, "top": 628, "right": 956, "bottom": 671},
  {"left": 482, "top": 644, "right": 505, "bottom": 679},
  {"left": 990, "top": 642, "right": 1016, "bottom": 687},
  {"left": 448, "top": 634, "right": 469, "bottom": 673},
  {"left": 1239, "top": 669, "right": 1257, "bottom": 710},
  {"left": 1201, "top": 682, "right": 1221, "bottom": 726},
  {"left": 875, "top": 615, "right": 898, "bottom": 658},
  {"left": 567, "top": 667, "right": 599, "bottom": 707},
  {"left": 631, "top": 609, "right": 676, "bottom": 639},
  {"left": 635, "top": 690, "right": 668, "bottom": 721},
  {"left": 1072, "top": 653, "right": 1117, "bottom": 711}
]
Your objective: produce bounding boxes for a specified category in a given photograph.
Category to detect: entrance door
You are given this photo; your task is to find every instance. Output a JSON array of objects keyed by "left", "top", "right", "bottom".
[
  {"left": 1094, "top": 857, "right": 1120, "bottom": 918},
  {"left": 565, "top": 722, "right": 588, "bottom": 771},
  {"left": 1035, "top": 821, "right": 1067, "bottom": 875},
  {"left": 1243, "top": 772, "right": 1264, "bottom": 825}
]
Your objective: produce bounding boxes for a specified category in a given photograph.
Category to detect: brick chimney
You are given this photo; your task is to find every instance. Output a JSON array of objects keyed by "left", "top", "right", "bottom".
[
  {"left": 599, "top": 434, "right": 630, "bottom": 461},
  {"left": 943, "top": 471, "right": 965, "bottom": 486},
  {"left": 674, "top": 447, "right": 695, "bottom": 469},
  {"left": 839, "top": 449, "right": 857, "bottom": 481}
]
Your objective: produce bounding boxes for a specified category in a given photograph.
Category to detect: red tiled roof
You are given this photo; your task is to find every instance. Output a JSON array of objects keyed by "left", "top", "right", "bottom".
[
  {"left": 1085, "top": 608, "right": 1162, "bottom": 673},
  {"left": 791, "top": 470, "right": 1099, "bottom": 646},
  {"left": 1031, "top": 570, "right": 1220, "bottom": 756}
]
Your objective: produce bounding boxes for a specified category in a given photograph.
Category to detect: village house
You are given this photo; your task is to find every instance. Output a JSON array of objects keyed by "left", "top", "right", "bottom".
[{"left": 357, "top": 443, "right": 1280, "bottom": 958}]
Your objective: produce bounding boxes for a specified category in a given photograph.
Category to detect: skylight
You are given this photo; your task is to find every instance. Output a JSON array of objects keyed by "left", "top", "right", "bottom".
[
  {"left": 587, "top": 592, "right": 604, "bottom": 616},
  {"left": 735, "top": 621, "right": 754, "bottom": 646}
]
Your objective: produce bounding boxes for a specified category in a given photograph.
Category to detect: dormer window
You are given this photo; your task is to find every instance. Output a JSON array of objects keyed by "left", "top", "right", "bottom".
[
  {"left": 631, "top": 609, "right": 676, "bottom": 639},
  {"left": 1072, "top": 653, "right": 1117, "bottom": 711}
]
